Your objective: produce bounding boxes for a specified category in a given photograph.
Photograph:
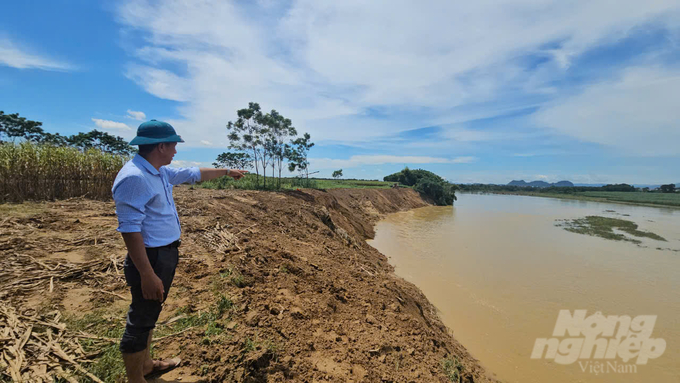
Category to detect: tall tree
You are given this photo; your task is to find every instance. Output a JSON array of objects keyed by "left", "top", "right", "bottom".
[
  {"left": 227, "top": 103, "right": 268, "bottom": 187},
  {"left": 332, "top": 169, "right": 343, "bottom": 179},
  {"left": 0, "top": 111, "right": 48, "bottom": 143},
  {"left": 1, "top": 111, "right": 135, "bottom": 155},
  {"left": 286, "top": 133, "right": 314, "bottom": 182},
  {"left": 660, "top": 184, "right": 676, "bottom": 193},
  {"left": 263, "top": 109, "right": 297, "bottom": 188},
  {"left": 213, "top": 151, "right": 253, "bottom": 170},
  {"left": 67, "top": 130, "right": 136, "bottom": 155}
]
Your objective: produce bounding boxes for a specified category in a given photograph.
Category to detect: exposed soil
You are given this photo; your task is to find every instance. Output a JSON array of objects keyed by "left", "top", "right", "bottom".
[{"left": 0, "top": 186, "right": 498, "bottom": 382}]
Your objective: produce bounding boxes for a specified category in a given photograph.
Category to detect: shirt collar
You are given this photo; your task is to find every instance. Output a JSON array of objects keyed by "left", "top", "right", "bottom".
[{"left": 132, "top": 154, "right": 160, "bottom": 176}]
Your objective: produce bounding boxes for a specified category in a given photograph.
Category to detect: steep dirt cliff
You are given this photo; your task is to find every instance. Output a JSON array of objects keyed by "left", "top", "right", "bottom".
[{"left": 0, "top": 187, "right": 497, "bottom": 382}]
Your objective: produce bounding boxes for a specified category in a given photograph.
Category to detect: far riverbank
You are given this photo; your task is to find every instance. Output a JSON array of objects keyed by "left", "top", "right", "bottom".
[{"left": 482, "top": 190, "right": 680, "bottom": 209}]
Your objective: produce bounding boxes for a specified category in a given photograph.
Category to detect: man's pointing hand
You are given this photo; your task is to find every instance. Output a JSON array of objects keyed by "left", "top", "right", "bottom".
[{"left": 229, "top": 169, "right": 248, "bottom": 180}]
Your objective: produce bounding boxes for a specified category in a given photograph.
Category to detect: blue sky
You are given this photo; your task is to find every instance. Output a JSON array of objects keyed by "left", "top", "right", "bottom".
[{"left": 1, "top": 0, "right": 679, "bottom": 184}]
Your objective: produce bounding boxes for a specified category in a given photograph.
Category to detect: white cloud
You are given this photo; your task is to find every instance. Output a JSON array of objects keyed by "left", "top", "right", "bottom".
[
  {"left": 452, "top": 157, "right": 477, "bottom": 164},
  {"left": 533, "top": 66, "right": 680, "bottom": 156},
  {"left": 92, "top": 118, "right": 132, "bottom": 131},
  {"left": 170, "top": 160, "right": 208, "bottom": 168},
  {"left": 115, "top": 0, "right": 680, "bottom": 151},
  {"left": 200, "top": 140, "right": 212, "bottom": 146},
  {"left": 126, "top": 110, "right": 146, "bottom": 120},
  {"left": 125, "top": 65, "right": 192, "bottom": 102},
  {"left": 513, "top": 153, "right": 537, "bottom": 157},
  {"left": 310, "top": 155, "right": 476, "bottom": 169},
  {"left": 0, "top": 37, "right": 73, "bottom": 71}
]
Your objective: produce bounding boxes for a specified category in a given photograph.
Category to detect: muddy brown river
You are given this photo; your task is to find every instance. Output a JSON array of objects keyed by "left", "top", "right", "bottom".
[{"left": 368, "top": 193, "right": 680, "bottom": 383}]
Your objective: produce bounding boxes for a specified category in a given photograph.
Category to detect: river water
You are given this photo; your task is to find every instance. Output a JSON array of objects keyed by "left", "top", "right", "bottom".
[{"left": 367, "top": 193, "right": 680, "bottom": 383}]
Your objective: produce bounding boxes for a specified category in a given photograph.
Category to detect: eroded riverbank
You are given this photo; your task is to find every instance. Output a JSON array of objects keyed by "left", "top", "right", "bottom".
[{"left": 0, "top": 187, "right": 496, "bottom": 382}]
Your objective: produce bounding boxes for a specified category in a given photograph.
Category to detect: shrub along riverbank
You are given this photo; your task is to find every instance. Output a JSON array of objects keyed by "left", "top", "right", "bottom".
[{"left": 384, "top": 168, "right": 457, "bottom": 206}]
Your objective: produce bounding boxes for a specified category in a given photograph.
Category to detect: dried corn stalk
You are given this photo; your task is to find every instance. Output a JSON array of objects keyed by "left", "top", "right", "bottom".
[
  {"left": 0, "top": 302, "right": 106, "bottom": 382},
  {"left": 0, "top": 252, "right": 124, "bottom": 299}
]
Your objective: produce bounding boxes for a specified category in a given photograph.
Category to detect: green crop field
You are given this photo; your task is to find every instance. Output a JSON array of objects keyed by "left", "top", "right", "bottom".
[
  {"left": 198, "top": 174, "right": 399, "bottom": 191},
  {"left": 312, "top": 178, "right": 397, "bottom": 189},
  {"left": 495, "top": 190, "right": 680, "bottom": 208},
  {"left": 578, "top": 191, "right": 680, "bottom": 207}
]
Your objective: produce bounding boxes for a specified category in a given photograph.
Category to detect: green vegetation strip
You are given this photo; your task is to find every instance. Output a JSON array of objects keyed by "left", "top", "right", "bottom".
[
  {"left": 556, "top": 216, "right": 667, "bottom": 244},
  {"left": 198, "top": 173, "right": 397, "bottom": 191}
]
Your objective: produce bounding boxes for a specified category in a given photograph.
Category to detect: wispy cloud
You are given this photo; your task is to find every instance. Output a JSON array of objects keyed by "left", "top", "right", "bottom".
[
  {"left": 115, "top": 0, "right": 680, "bottom": 148},
  {"left": 310, "top": 155, "right": 476, "bottom": 169},
  {"left": 126, "top": 110, "right": 146, "bottom": 121},
  {"left": 92, "top": 118, "right": 132, "bottom": 131},
  {"left": 170, "top": 160, "right": 211, "bottom": 168},
  {"left": 125, "top": 65, "right": 191, "bottom": 102},
  {"left": 452, "top": 156, "right": 477, "bottom": 164},
  {"left": 0, "top": 37, "right": 74, "bottom": 71},
  {"left": 533, "top": 66, "right": 680, "bottom": 156}
]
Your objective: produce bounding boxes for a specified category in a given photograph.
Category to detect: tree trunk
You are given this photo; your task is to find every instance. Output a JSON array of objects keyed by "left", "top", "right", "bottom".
[
  {"left": 251, "top": 147, "right": 260, "bottom": 187},
  {"left": 278, "top": 157, "right": 282, "bottom": 188},
  {"left": 261, "top": 154, "right": 267, "bottom": 189}
]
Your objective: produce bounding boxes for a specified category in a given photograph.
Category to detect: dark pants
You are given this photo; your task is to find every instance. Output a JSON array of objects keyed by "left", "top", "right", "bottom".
[{"left": 120, "top": 242, "right": 180, "bottom": 354}]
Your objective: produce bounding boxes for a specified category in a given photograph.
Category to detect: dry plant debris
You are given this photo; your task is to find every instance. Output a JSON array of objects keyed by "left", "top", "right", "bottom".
[{"left": 0, "top": 302, "right": 107, "bottom": 383}]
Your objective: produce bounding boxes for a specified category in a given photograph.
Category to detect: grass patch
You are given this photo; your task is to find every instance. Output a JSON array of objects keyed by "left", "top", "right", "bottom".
[
  {"left": 244, "top": 337, "right": 257, "bottom": 353},
  {"left": 442, "top": 356, "right": 464, "bottom": 382},
  {"left": 557, "top": 216, "right": 667, "bottom": 244},
  {"left": 240, "top": 335, "right": 280, "bottom": 361},
  {"left": 219, "top": 266, "right": 248, "bottom": 288},
  {"left": 65, "top": 310, "right": 127, "bottom": 383},
  {"left": 66, "top": 292, "right": 234, "bottom": 382},
  {"left": 162, "top": 293, "right": 234, "bottom": 336}
]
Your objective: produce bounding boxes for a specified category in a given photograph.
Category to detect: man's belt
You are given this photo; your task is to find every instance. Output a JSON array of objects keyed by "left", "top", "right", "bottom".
[{"left": 147, "top": 239, "right": 181, "bottom": 250}]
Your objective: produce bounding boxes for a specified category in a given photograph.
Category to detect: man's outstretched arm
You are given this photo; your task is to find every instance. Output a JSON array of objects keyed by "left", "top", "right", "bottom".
[{"left": 199, "top": 168, "right": 248, "bottom": 182}]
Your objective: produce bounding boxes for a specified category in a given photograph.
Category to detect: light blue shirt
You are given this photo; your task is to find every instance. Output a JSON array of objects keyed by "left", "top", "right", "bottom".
[{"left": 112, "top": 154, "right": 201, "bottom": 247}]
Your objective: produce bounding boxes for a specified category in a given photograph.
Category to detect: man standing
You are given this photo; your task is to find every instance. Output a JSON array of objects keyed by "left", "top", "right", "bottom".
[{"left": 112, "top": 120, "right": 247, "bottom": 382}]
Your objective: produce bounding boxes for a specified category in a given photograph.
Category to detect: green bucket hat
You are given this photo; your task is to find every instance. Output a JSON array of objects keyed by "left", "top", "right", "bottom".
[{"left": 129, "top": 119, "right": 185, "bottom": 145}]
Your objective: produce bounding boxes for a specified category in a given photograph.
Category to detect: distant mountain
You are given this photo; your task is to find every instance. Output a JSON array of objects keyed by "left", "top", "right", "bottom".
[{"left": 508, "top": 180, "right": 574, "bottom": 188}]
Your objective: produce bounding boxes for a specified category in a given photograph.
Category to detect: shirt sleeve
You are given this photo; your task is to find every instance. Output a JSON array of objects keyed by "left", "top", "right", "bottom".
[
  {"left": 163, "top": 166, "right": 202, "bottom": 185},
  {"left": 112, "top": 175, "right": 154, "bottom": 233}
]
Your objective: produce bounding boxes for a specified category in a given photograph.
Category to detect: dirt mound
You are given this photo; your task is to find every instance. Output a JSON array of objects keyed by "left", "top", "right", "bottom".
[{"left": 0, "top": 187, "right": 497, "bottom": 382}]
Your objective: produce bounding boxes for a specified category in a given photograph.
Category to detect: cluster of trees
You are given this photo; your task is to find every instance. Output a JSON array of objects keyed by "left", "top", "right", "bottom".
[
  {"left": 660, "top": 184, "right": 676, "bottom": 193},
  {"left": 0, "top": 111, "right": 135, "bottom": 155},
  {"left": 384, "top": 168, "right": 457, "bottom": 206},
  {"left": 215, "top": 102, "right": 314, "bottom": 188}
]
